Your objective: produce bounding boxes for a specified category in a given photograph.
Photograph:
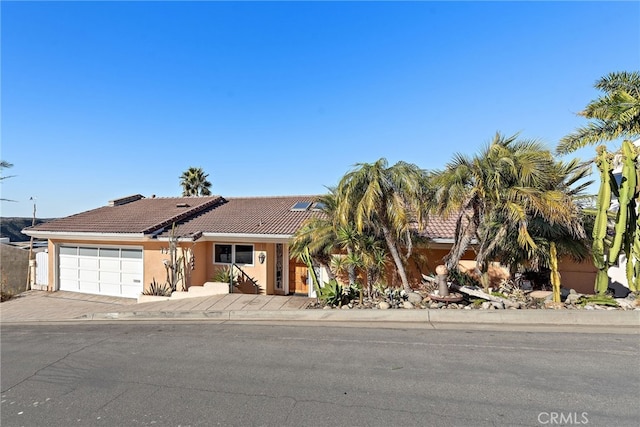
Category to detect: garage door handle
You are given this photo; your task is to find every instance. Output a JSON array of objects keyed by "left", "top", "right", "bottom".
[{"left": 133, "top": 279, "right": 141, "bottom": 283}]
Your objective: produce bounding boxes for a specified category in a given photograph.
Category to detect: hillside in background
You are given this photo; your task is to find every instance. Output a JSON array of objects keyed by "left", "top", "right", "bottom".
[{"left": 1, "top": 218, "right": 54, "bottom": 242}]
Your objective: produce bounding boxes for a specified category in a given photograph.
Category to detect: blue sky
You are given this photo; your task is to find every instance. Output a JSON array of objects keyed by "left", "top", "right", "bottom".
[{"left": 2, "top": 1, "right": 639, "bottom": 218}]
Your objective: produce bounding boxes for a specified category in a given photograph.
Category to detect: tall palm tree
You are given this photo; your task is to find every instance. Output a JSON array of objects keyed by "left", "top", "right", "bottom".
[
  {"left": 335, "top": 158, "right": 429, "bottom": 293},
  {"left": 557, "top": 71, "right": 640, "bottom": 154},
  {"left": 180, "top": 167, "right": 212, "bottom": 196},
  {"left": 289, "top": 191, "right": 339, "bottom": 282},
  {"left": 432, "top": 133, "right": 587, "bottom": 282}
]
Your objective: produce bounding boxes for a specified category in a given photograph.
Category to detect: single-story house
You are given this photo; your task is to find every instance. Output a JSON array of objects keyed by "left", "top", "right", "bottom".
[
  {"left": 24, "top": 194, "right": 598, "bottom": 299},
  {"left": 24, "top": 194, "right": 325, "bottom": 298}
]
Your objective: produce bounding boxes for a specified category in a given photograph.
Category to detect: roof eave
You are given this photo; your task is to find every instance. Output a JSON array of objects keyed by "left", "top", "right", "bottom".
[
  {"left": 21, "top": 230, "right": 147, "bottom": 242},
  {"left": 201, "top": 232, "right": 293, "bottom": 243}
]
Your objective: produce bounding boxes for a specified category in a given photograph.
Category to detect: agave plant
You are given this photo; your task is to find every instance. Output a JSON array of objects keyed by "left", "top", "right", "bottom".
[{"left": 143, "top": 279, "right": 173, "bottom": 297}]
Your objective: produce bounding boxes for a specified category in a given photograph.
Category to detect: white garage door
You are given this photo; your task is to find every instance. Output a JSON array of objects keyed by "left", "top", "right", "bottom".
[{"left": 59, "top": 246, "right": 143, "bottom": 298}]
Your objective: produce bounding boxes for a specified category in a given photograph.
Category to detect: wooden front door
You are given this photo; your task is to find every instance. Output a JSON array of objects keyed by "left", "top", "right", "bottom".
[{"left": 288, "top": 259, "right": 308, "bottom": 295}]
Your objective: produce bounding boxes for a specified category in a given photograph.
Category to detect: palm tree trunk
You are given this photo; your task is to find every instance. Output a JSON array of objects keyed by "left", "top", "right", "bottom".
[
  {"left": 381, "top": 225, "right": 411, "bottom": 293},
  {"left": 446, "top": 212, "right": 479, "bottom": 271}
]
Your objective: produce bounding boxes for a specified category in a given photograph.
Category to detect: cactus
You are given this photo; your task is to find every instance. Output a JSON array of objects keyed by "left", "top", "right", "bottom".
[
  {"left": 608, "top": 140, "right": 638, "bottom": 262},
  {"left": 593, "top": 141, "right": 639, "bottom": 294},
  {"left": 550, "top": 242, "right": 561, "bottom": 303},
  {"left": 592, "top": 146, "right": 614, "bottom": 294}
]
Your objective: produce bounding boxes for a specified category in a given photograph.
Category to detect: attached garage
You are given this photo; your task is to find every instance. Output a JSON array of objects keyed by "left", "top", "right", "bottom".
[{"left": 58, "top": 245, "right": 143, "bottom": 298}]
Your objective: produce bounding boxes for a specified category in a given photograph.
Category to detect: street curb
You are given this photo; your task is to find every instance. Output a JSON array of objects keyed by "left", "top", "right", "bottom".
[{"left": 80, "top": 309, "right": 640, "bottom": 326}]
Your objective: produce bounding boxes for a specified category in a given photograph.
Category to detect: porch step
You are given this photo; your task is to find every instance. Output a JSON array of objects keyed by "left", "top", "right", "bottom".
[{"left": 189, "top": 282, "right": 229, "bottom": 296}]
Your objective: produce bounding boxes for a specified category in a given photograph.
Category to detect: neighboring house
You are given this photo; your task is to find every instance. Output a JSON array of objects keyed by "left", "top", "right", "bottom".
[{"left": 23, "top": 193, "right": 598, "bottom": 299}]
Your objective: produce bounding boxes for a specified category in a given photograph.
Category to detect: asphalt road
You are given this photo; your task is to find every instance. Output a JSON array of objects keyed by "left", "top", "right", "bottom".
[{"left": 1, "top": 322, "right": 638, "bottom": 427}]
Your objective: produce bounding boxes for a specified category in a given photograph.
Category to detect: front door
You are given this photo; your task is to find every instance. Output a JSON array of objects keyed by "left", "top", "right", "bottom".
[{"left": 288, "top": 259, "right": 308, "bottom": 295}]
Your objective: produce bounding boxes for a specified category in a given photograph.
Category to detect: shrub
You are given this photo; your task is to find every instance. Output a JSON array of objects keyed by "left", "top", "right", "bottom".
[
  {"left": 143, "top": 279, "right": 172, "bottom": 297},
  {"left": 318, "top": 280, "right": 359, "bottom": 306},
  {"left": 212, "top": 266, "right": 237, "bottom": 285},
  {"left": 578, "top": 295, "right": 619, "bottom": 307}
]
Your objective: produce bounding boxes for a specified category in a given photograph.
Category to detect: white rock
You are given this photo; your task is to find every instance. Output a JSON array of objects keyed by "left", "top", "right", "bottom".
[{"left": 402, "top": 301, "right": 414, "bottom": 309}]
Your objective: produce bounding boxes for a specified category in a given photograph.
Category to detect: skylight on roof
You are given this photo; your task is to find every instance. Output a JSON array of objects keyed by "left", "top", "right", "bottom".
[
  {"left": 311, "top": 201, "right": 326, "bottom": 211},
  {"left": 291, "top": 201, "right": 312, "bottom": 211}
]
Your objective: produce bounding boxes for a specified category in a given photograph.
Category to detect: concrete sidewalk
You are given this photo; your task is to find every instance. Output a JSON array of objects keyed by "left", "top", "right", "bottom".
[
  {"left": 0, "top": 290, "right": 313, "bottom": 323},
  {"left": 1, "top": 290, "right": 639, "bottom": 327}
]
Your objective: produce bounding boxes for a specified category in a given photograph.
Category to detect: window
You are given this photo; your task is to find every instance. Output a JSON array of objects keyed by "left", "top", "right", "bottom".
[
  {"left": 214, "top": 244, "right": 253, "bottom": 265},
  {"left": 214, "top": 245, "right": 232, "bottom": 263},
  {"left": 235, "top": 245, "right": 253, "bottom": 264}
]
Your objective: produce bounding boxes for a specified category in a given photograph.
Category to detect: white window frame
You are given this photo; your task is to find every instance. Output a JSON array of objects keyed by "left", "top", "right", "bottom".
[{"left": 213, "top": 243, "right": 254, "bottom": 266}]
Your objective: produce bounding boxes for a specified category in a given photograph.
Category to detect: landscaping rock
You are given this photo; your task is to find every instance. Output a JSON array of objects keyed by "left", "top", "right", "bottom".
[
  {"left": 530, "top": 290, "right": 553, "bottom": 300},
  {"left": 544, "top": 300, "right": 565, "bottom": 310},
  {"left": 378, "top": 301, "right": 391, "bottom": 310},
  {"left": 616, "top": 298, "right": 635, "bottom": 310},
  {"left": 407, "top": 292, "right": 423, "bottom": 305},
  {"left": 402, "top": 301, "right": 414, "bottom": 309},
  {"left": 481, "top": 302, "right": 492, "bottom": 310},
  {"left": 565, "top": 291, "right": 583, "bottom": 305},
  {"left": 491, "top": 301, "right": 505, "bottom": 310}
]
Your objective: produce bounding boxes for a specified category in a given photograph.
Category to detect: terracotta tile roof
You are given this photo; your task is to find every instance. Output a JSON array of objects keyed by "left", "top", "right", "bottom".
[
  {"left": 423, "top": 215, "right": 458, "bottom": 241},
  {"left": 26, "top": 195, "right": 224, "bottom": 234},
  {"left": 25, "top": 193, "right": 460, "bottom": 241},
  {"left": 160, "top": 196, "right": 323, "bottom": 238}
]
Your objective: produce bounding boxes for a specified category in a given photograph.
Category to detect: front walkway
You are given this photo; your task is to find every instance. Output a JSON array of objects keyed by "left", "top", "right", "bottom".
[{"left": 0, "top": 291, "right": 313, "bottom": 323}]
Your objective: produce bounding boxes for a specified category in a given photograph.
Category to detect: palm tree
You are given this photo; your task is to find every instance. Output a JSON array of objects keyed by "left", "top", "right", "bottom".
[
  {"left": 486, "top": 158, "right": 592, "bottom": 275},
  {"left": 357, "top": 234, "right": 388, "bottom": 297},
  {"left": 432, "top": 133, "right": 587, "bottom": 285},
  {"left": 179, "top": 167, "right": 212, "bottom": 196},
  {"left": 557, "top": 71, "right": 640, "bottom": 154},
  {"left": 289, "top": 191, "right": 339, "bottom": 282},
  {"left": 335, "top": 158, "right": 429, "bottom": 293}
]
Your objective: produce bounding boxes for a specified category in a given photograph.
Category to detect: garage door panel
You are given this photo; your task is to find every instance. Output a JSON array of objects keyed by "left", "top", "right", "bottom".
[
  {"left": 79, "top": 258, "right": 98, "bottom": 269},
  {"left": 99, "top": 259, "right": 120, "bottom": 271},
  {"left": 99, "top": 271, "right": 120, "bottom": 284},
  {"left": 60, "top": 278, "right": 79, "bottom": 290},
  {"left": 79, "top": 269, "right": 99, "bottom": 282},
  {"left": 100, "top": 283, "right": 122, "bottom": 295},
  {"left": 59, "top": 256, "right": 78, "bottom": 268},
  {"left": 79, "top": 282, "right": 100, "bottom": 294},
  {"left": 121, "top": 260, "right": 141, "bottom": 274},
  {"left": 60, "top": 267, "right": 78, "bottom": 280},
  {"left": 121, "top": 272, "right": 142, "bottom": 284}
]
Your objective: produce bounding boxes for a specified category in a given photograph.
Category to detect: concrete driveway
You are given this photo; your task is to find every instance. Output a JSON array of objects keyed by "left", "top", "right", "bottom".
[{"left": 0, "top": 290, "right": 313, "bottom": 323}]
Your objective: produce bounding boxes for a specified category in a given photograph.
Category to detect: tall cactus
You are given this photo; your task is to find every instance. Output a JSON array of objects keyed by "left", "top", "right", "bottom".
[
  {"left": 592, "top": 146, "right": 614, "bottom": 294},
  {"left": 615, "top": 140, "right": 639, "bottom": 292},
  {"left": 593, "top": 141, "right": 639, "bottom": 294}
]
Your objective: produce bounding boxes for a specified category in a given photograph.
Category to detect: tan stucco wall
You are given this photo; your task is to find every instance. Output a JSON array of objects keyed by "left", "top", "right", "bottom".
[
  {"left": 403, "top": 247, "right": 478, "bottom": 286},
  {"left": 557, "top": 257, "right": 597, "bottom": 294},
  {"left": 45, "top": 238, "right": 279, "bottom": 295},
  {"left": 204, "top": 241, "right": 270, "bottom": 294}
]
